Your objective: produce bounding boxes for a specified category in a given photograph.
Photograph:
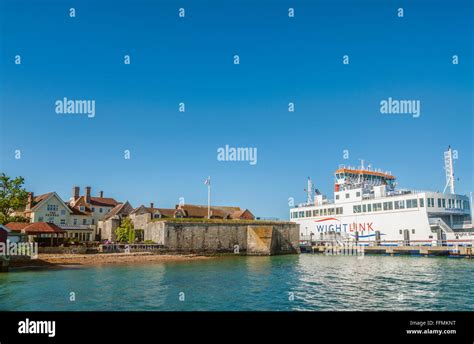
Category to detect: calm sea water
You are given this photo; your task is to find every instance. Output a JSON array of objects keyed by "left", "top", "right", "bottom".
[{"left": 0, "top": 255, "right": 472, "bottom": 311}]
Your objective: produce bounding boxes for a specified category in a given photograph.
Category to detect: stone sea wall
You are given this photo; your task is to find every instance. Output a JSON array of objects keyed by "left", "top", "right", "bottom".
[{"left": 144, "top": 221, "right": 300, "bottom": 255}]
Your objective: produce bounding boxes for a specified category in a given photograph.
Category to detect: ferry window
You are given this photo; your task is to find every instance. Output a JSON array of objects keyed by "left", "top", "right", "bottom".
[
  {"left": 345, "top": 193, "right": 350, "bottom": 199},
  {"left": 336, "top": 195, "right": 339, "bottom": 200},
  {"left": 406, "top": 199, "right": 418, "bottom": 208},
  {"left": 399, "top": 230, "right": 403, "bottom": 235},
  {"left": 293, "top": 212, "right": 298, "bottom": 219},
  {"left": 442, "top": 199, "right": 446, "bottom": 208},
  {"left": 299, "top": 211, "right": 304, "bottom": 218},
  {"left": 353, "top": 205, "right": 361, "bottom": 213},
  {"left": 323, "top": 209, "right": 327, "bottom": 216},
  {"left": 373, "top": 203, "right": 382, "bottom": 211},
  {"left": 362, "top": 204, "right": 367, "bottom": 212},
  {"left": 419, "top": 199, "right": 424, "bottom": 207},
  {"left": 336, "top": 207, "right": 343, "bottom": 215},
  {"left": 394, "top": 200, "right": 405, "bottom": 209},
  {"left": 312, "top": 210, "right": 317, "bottom": 216},
  {"left": 437, "top": 198, "right": 441, "bottom": 207},
  {"left": 306, "top": 210, "right": 311, "bottom": 217},
  {"left": 412, "top": 229, "right": 415, "bottom": 234},
  {"left": 383, "top": 202, "right": 393, "bottom": 211},
  {"left": 356, "top": 192, "right": 361, "bottom": 197},
  {"left": 328, "top": 208, "right": 335, "bottom": 215}
]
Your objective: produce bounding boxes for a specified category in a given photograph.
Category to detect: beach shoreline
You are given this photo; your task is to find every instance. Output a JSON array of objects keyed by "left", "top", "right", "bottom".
[{"left": 9, "top": 252, "right": 215, "bottom": 270}]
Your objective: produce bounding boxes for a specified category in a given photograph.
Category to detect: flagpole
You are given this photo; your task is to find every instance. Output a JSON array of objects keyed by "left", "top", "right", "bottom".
[{"left": 207, "top": 176, "right": 211, "bottom": 219}]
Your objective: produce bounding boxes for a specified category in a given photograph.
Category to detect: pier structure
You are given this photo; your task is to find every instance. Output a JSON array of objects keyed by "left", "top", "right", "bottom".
[{"left": 302, "top": 243, "right": 473, "bottom": 258}]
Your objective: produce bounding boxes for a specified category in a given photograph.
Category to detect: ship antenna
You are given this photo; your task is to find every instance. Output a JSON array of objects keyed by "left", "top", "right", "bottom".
[
  {"left": 443, "top": 146, "right": 455, "bottom": 194},
  {"left": 305, "top": 177, "right": 314, "bottom": 205}
]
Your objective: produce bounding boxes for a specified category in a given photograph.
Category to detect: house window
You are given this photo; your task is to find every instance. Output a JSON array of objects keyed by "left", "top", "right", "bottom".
[
  {"left": 92, "top": 219, "right": 95, "bottom": 225},
  {"left": 60, "top": 210, "right": 66, "bottom": 215},
  {"left": 91, "top": 207, "right": 95, "bottom": 212},
  {"left": 60, "top": 219, "right": 66, "bottom": 225},
  {"left": 38, "top": 217, "right": 44, "bottom": 222},
  {"left": 83, "top": 219, "right": 87, "bottom": 225},
  {"left": 48, "top": 217, "right": 54, "bottom": 223},
  {"left": 73, "top": 218, "right": 77, "bottom": 225},
  {"left": 80, "top": 206, "right": 85, "bottom": 211}
]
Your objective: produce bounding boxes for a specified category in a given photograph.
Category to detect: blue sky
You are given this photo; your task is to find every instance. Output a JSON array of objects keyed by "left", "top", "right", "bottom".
[{"left": 1, "top": 0, "right": 472, "bottom": 219}]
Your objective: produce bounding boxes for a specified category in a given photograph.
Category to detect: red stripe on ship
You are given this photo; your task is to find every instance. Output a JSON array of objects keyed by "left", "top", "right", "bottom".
[{"left": 314, "top": 217, "right": 340, "bottom": 222}]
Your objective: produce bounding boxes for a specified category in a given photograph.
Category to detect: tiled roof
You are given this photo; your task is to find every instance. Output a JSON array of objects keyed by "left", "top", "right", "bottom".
[
  {"left": 103, "top": 201, "right": 134, "bottom": 221},
  {"left": 152, "top": 208, "right": 176, "bottom": 218},
  {"left": 28, "top": 192, "right": 54, "bottom": 211},
  {"left": 90, "top": 197, "right": 119, "bottom": 207},
  {"left": 23, "top": 222, "right": 66, "bottom": 234},
  {"left": 67, "top": 205, "right": 90, "bottom": 216},
  {"left": 4, "top": 222, "right": 30, "bottom": 233},
  {"left": 177, "top": 205, "right": 243, "bottom": 219}
]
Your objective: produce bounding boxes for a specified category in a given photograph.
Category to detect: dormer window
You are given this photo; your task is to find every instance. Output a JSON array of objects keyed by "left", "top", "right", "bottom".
[{"left": 80, "top": 206, "right": 85, "bottom": 211}]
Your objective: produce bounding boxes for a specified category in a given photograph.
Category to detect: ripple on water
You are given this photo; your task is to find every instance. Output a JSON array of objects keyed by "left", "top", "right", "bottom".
[{"left": 0, "top": 255, "right": 472, "bottom": 311}]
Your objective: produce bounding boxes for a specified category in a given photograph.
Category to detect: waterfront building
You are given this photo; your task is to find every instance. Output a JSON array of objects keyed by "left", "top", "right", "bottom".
[
  {"left": 12, "top": 186, "right": 121, "bottom": 242},
  {"left": 97, "top": 201, "right": 135, "bottom": 242},
  {"left": 6, "top": 222, "right": 66, "bottom": 246}
]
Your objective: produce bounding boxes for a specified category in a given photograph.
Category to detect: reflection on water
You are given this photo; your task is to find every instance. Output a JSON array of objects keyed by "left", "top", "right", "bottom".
[{"left": 0, "top": 255, "right": 472, "bottom": 311}]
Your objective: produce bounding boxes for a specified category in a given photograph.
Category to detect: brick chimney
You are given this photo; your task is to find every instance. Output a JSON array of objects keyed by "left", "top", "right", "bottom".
[
  {"left": 72, "top": 186, "right": 80, "bottom": 201},
  {"left": 150, "top": 202, "right": 154, "bottom": 209},
  {"left": 99, "top": 191, "right": 104, "bottom": 198},
  {"left": 85, "top": 186, "right": 91, "bottom": 203},
  {"left": 25, "top": 192, "right": 34, "bottom": 211}
]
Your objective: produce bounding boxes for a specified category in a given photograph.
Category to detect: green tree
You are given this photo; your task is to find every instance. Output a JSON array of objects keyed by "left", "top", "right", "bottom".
[
  {"left": 0, "top": 173, "right": 29, "bottom": 224},
  {"left": 115, "top": 217, "right": 135, "bottom": 243}
]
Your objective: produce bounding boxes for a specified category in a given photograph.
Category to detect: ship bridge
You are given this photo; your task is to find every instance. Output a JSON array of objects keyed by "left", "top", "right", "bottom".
[{"left": 335, "top": 164, "right": 396, "bottom": 192}]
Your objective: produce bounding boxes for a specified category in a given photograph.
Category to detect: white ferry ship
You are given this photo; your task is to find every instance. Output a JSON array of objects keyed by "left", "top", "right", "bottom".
[{"left": 291, "top": 147, "right": 473, "bottom": 246}]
